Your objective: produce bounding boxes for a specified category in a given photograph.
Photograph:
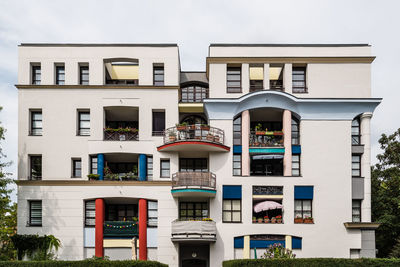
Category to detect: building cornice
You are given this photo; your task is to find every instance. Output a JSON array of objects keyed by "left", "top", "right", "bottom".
[
  {"left": 16, "top": 180, "right": 172, "bottom": 186},
  {"left": 15, "top": 85, "right": 180, "bottom": 90}
]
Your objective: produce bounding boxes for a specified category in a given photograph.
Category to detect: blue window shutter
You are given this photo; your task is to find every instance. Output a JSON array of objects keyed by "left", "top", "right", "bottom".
[
  {"left": 250, "top": 240, "right": 285, "bottom": 248},
  {"left": 234, "top": 236, "right": 244, "bottom": 248},
  {"left": 292, "top": 237, "right": 302, "bottom": 249},
  {"left": 223, "top": 185, "right": 242, "bottom": 199},
  {"left": 292, "top": 145, "right": 301, "bottom": 154},
  {"left": 294, "top": 186, "right": 313, "bottom": 199},
  {"left": 233, "top": 145, "right": 242, "bottom": 154}
]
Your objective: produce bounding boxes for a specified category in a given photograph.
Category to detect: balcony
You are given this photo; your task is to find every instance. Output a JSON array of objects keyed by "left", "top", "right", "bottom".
[
  {"left": 103, "top": 128, "right": 139, "bottom": 141},
  {"left": 249, "top": 131, "right": 284, "bottom": 147},
  {"left": 171, "top": 219, "right": 217, "bottom": 243},
  {"left": 171, "top": 172, "right": 216, "bottom": 197},
  {"left": 157, "top": 125, "right": 229, "bottom": 152},
  {"left": 104, "top": 221, "right": 138, "bottom": 238}
]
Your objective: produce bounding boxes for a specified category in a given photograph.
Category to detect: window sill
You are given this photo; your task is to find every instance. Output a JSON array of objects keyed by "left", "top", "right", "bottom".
[
  {"left": 27, "top": 224, "right": 42, "bottom": 227},
  {"left": 76, "top": 134, "right": 90, "bottom": 137},
  {"left": 222, "top": 221, "right": 242, "bottom": 223},
  {"left": 28, "top": 134, "right": 42, "bottom": 136}
]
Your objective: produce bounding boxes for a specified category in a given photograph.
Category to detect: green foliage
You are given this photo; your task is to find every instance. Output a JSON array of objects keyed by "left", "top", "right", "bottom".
[
  {"left": 11, "top": 234, "right": 61, "bottom": 260},
  {"left": 371, "top": 128, "right": 400, "bottom": 257},
  {"left": 223, "top": 258, "right": 400, "bottom": 267},
  {"left": 262, "top": 244, "right": 295, "bottom": 259},
  {"left": 389, "top": 238, "right": 400, "bottom": 258},
  {"left": 87, "top": 174, "right": 100, "bottom": 180},
  {"left": 0, "top": 261, "right": 167, "bottom": 266}
]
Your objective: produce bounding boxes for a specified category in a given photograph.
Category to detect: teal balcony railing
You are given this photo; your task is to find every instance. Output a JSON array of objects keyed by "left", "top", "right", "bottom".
[{"left": 103, "top": 221, "right": 138, "bottom": 237}]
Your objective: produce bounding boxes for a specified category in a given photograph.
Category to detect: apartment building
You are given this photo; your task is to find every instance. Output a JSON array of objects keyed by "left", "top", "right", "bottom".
[{"left": 17, "top": 43, "right": 381, "bottom": 266}]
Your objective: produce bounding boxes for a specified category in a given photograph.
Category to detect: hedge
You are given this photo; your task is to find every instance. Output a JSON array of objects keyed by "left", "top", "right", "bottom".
[
  {"left": 223, "top": 258, "right": 400, "bottom": 267},
  {"left": 0, "top": 261, "right": 167, "bottom": 267}
]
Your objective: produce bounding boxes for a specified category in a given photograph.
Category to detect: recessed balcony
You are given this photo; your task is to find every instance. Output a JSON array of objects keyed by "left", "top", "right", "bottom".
[
  {"left": 157, "top": 125, "right": 229, "bottom": 152},
  {"left": 171, "top": 172, "right": 216, "bottom": 197},
  {"left": 171, "top": 219, "right": 217, "bottom": 243},
  {"left": 104, "top": 221, "right": 138, "bottom": 238}
]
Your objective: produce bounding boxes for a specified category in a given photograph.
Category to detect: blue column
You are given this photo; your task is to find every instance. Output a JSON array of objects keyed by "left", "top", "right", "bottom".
[
  {"left": 98, "top": 154, "right": 104, "bottom": 181},
  {"left": 139, "top": 154, "right": 147, "bottom": 181}
]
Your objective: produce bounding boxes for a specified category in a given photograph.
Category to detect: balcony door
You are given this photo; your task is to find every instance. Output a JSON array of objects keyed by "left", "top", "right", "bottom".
[{"left": 179, "top": 158, "right": 208, "bottom": 172}]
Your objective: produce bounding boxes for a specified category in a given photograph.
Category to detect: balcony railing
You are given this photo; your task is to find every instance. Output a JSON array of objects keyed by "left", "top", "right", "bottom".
[
  {"left": 163, "top": 125, "right": 224, "bottom": 145},
  {"left": 103, "top": 221, "right": 138, "bottom": 237},
  {"left": 171, "top": 219, "right": 216, "bottom": 242},
  {"left": 270, "top": 80, "right": 284, "bottom": 91},
  {"left": 104, "top": 128, "right": 139, "bottom": 141},
  {"left": 249, "top": 131, "right": 284, "bottom": 147},
  {"left": 172, "top": 172, "right": 216, "bottom": 189}
]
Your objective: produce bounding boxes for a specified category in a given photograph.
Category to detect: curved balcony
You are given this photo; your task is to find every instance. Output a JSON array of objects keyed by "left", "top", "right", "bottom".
[
  {"left": 157, "top": 125, "right": 230, "bottom": 152},
  {"left": 171, "top": 219, "right": 217, "bottom": 243},
  {"left": 171, "top": 172, "right": 216, "bottom": 197}
]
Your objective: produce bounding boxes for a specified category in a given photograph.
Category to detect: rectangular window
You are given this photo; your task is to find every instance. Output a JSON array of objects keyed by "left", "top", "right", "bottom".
[
  {"left": 292, "top": 155, "right": 300, "bottom": 176},
  {"left": 106, "top": 204, "right": 137, "bottom": 221},
  {"left": 85, "top": 200, "right": 95, "bottom": 226},
  {"left": 30, "top": 155, "right": 42, "bottom": 180},
  {"left": 352, "top": 155, "right": 361, "bottom": 177},
  {"left": 294, "top": 199, "right": 312, "bottom": 220},
  {"left": 233, "top": 116, "right": 241, "bottom": 145},
  {"left": 352, "top": 200, "right": 361, "bottom": 222},
  {"left": 30, "top": 111, "right": 42, "bottom": 136},
  {"left": 352, "top": 119, "right": 360, "bottom": 145},
  {"left": 152, "top": 111, "right": 165, "bottom": 136},
  {"left": 179, "top": 202, "right": 208, "bottom": 220},
  {"left": 79, "top": 65, "right": 89, "bottom": 85},
  {"left": 78, "top": 111, "right": 90, "bottom": 136},
  {"left": 72, "top": 159, "right": 82, "bottom": 178},
  {"left": 55, "top": 65, "right": 65, "bottom": 85},
  {"left": 179, "top": 158, "right": 208, "bottom": 172},
  {"left": 233, "top": 154, "right": 242, "bottom": 176},
  {"left": 29, "top": 200, "right": 42, "bottom": 226},
  {"left": 227, "top": 66, "right": 241, "bottom": 93},
  {"left": 292, "top": 67, "right": 307, "bottom": 93},
  {"left": 32, "top": 65, "right": 41, "bottom": 85},
  {"left": 180, "top": 85, "right": 208, "bottom": 103},
  {"left": 148, "top": 201, "right": 158, "bottom": 226},
  {"left": 90, "top": 156, "right": 98, "bottom": 175},
  {"left": 153, "top": 65, "right": 164, "bottom": 86},
  {"left": 160, "top": 159, "right": 170, "bottom": 178},
  {"left": 147, "top": 156, "right": 153, "bottom": 178},
  {"left": 223, "top": 199, "right": 242, "bottom": 223},
  {"left": 249, "top": 66, "right": 264, "bottom": 92}
]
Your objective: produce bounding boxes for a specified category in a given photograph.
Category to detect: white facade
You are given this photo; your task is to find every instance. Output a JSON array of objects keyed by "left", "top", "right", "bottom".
[{"left": 17, "top": 43, "right": 381, "bottom": 266}]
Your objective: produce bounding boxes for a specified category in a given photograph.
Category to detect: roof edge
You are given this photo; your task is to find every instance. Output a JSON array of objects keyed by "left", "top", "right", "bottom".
[
  {"left": 210, "top": 43, "right": 370, "bottom": 47},
  {"left": 19, "top": 43, "right": 178, "bottom": 47}
]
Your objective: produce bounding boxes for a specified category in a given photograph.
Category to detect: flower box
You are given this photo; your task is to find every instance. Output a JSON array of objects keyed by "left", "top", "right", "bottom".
[
  {"left": 206, "top": 135, "right": 214, "bottom": 141},
  {"left": 256, "top": 131, "right": 265, "bottom": 135},
  {"left": 270, "top": 218, "right": 276, "bottom": 224},
  {"left": 214, "top": 136, "right": 220, "bottom": 142},
  {"left": 169, "top": 136, "right": 176, "bottom": 142},
  {"left": 176, "top": 126, "right": 187, "bottom": 131},
  {"left": 257, "top": 218, "right": 263, "bottom": 223},
  {"left": 265, "top": 131, "right": 274, "bottom": 135},
  {"left": 274, "top": 131, "right": 284, "bottom": 136},
  {"left": 304, "top": 218, "right": 314, "bottom": 224},
  {"left": 294, "top": 218, "right": 304, "bottom": 223},
  {"left": 201, "top": 125, "right": 210, "bottom": 131},
  {"left": 264, "top": 218, "right": 270, "bottom": 223}
]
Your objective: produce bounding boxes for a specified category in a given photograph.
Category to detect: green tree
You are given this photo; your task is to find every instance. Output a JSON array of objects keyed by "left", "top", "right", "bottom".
[
  {"left": 0, "top": 106, "right": 17, "bottom": 260},
  {"left": 372, "top": 128, "right": 400, "bottom": 258}
]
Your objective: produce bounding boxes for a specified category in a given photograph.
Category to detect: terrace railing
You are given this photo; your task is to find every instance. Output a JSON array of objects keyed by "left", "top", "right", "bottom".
[
  {"left": 163, "top": 125, "right": 224, "bottom": 145},
  {"left": 172, "top": 172, "right": 216, "bottom": 189}
]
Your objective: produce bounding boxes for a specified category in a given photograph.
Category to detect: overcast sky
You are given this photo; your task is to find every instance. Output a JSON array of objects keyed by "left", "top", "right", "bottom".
[{"left": 1, "top": 0, "right": 399, "bottom": 202}]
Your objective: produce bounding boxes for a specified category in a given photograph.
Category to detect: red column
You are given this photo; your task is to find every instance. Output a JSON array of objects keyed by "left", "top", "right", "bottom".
[
  {"left": 139, "top": 199, "right": 147, "bottom": 260},
  {"left": 95, "top": 198, "right": 105, "bottom": 258}
]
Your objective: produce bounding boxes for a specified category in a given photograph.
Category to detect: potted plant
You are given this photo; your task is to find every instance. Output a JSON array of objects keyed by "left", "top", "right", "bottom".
[
  {"left": 214, "top": 135, "right": 220, "bottom": 143},
  {"left": 264, "top": 216, "right": 270, "bottom": 223},
  {"left": 257, "top": 217, "right": 263, "bottom": 223},
  {"left": 274, "top": 131, "right": 284, "bottom": 136},
  {"left": 87, "top": 174, "right": 100, "bottom": 181},
  {"left": 206, "top": 134, "right": 214, "bottom": 141},
  {"left": 265, "top": 130, "right": 274, "bottom": 135},
  {"left": 294, "top": 216, "right": 303, "bottom": 224},
  {"left": 176, "top": 122, "right": 188, "bottom": 131},
  {"left": 252, "top": 217, "right": 257, "bottom": 223},
  {"left": 201, "top": 124, "right": 210, "bottom": 131},
  {"left": 255, "top": 123, "right": 265, "bottom": 135},
  {"left": 132, "top": 217, "right": 138, "bottom": 222},
  {"left": 304, "top": 216, "right": 314, "bottom": 224},
  {"left": 276, "top": 215, "right": 282, "bottom": 223},
  {"left": 270, "top": 217, "right": 277, "bottom": 223},
  {"left": 168, "top": 131, "right": 176, "bottom": 142}
]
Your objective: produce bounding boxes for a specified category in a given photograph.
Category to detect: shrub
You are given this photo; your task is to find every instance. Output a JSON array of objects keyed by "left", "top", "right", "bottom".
[
  {"left": 223, "top": 258, "right": 400, "bottom": 267},
  {"left": 0, "top": 260, "right": 167, "bottom": 267},
  {"left": 11, "top": 234, "right": 61, "bottom": 260},
  {"left": 262, "top": 244, "right": 295, "bottom": 259}
]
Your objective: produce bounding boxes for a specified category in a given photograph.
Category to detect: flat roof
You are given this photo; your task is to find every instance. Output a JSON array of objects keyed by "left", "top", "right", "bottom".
[
  {"left": 209, "top": 43, "right": 370, "bottom": 47},
  {"left": 19, "top": 43, "right": 178, "bottom": 47}
]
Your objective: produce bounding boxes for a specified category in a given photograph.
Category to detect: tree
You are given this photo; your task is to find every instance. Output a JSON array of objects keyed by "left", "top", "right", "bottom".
[
  {"left": 0, "top": 106, "right": 17, "bottom": 260},
  {"left": 372, "top": 128, "right": 400, "bottom": 258}
]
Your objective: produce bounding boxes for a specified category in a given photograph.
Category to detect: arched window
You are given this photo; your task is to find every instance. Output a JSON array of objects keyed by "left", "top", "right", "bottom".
[
  {"left": 180, "top": 115, "right": 207, "bottom": 125},
  {"left": 291, "top": 118, "right": 300, "bottom": 145},
  {"left": 352, "top": 118, "right": 360, "bottom": 145}
]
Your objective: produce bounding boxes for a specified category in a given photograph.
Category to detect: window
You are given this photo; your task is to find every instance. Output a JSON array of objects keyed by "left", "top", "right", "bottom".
[
  {"left": 294, "top": 200, "right": 312, "bottom": 220},
  {"left": 72, "top": 159, "right": 82, "bottom": 178},
  {"left": 79, "top": 65, "right": 89, "bottom": 85},
  {"left": 233, "top": 116, "right": 241, "bottom": 145},
  {"left": 179, "top": 158, "right": 208, "bottom": 172},
  {"left": 180, "top": 85, "right": 208, "bottom": 103},
  {"left": 292, "top": 155, "right": 300, "bottom": 176},
  {"left": 30, "top": 111, "right": 42, "bottom": 136},
  {"left": 179, "top": 202, "right": 208, "bottom": 220},
  {"left": 147, "top": 156, "right": 153, "bottom": 178},
  {"left": 352, "top": 155, "right": 361, "bottom": 177},
  {"left": 29, "top": 200, "right": 42, "bottom": 226},
  {"left": 78, "top": 111, "right": 90, "bottom": 136},
  {"left": 292, "top": 67, "right": 307, "bottom": 93},
  {"left": 249, "top": 66, "right": 264, "bottom": 92},
  {"left": 352, "top": 200, "right": 361, "bottom": 222},
  {"left": 223, "top": 199, "right": 241, "bottom": 222},
  {"left": 153, "top": 65, "right": 164, "bottom": 86},
  {"left": 106, "top": 204, "right": 137, "bottom": 221},
  {"left": 30, "top": 155, "right": 42, "bottom": 180},
  {"left": 233, "top": 154, "right": 241, "bottom": 176},
  {"left": 291, "top": 118, "right": 299, "bottom": 145},
  {"left": 160, "top": 159, "right": 170, "bottom": 178},
  {"left": 55, "top": 65, "right": 65, "bottom": 85},
  {"left": 227, "top": 66, "right": 241, "bottom": 93},
  {"left": 90, "top": 156, "right": 98, "bottom": 174},
  {"left": 148, "top": 201, "right": 158, "bottom": 226},
  {"left": 352, "top": 118, "right": 360, "bottom": 145},
  {"left": 152, "top": 111, "right": 165, "bottom": 136},
  {"left": 269, "top": 65, "right": 284, "bottom": 90},
  {"left": 85, "top": 200, "right": 95, "bottom": 226},
  {"left": 32, "top": 65, "right": 41, "bottom": 85},
  {"left": 250, "top": 154, "right": 283, "bottom": 176}
]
